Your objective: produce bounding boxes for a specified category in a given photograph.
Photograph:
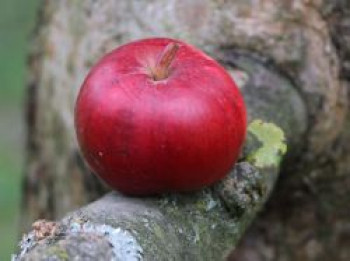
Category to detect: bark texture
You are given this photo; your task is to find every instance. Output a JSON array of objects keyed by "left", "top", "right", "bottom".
[
  {"left": 17, "top": 73, "right": 300, "bottom": 259},
  {"left": 229, "top": 1, "right": 350, "bottom": 261},
  {"left": 17, "top": 164, "right": 278, "bottom": 261},
  {"left": 21, "top": 0, "right": 349, "bottom": 260}
]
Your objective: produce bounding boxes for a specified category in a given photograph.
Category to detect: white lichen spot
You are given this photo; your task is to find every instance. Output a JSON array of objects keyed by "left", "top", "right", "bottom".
[
  {"left": 12, "top": 231, "right": 36, "bottom": 261},
  {"left": 193, "top": 225, "right": 200, "bottom": 244},
  {"left": 204, "top": 191, "right": 218, "bottom": 211},
  {"left": 141, "top": 218, "right": 150, "bottom": 229},
  {"left": 206, "top": 198, "right": 218, "bottom": 211},
  {"left": 68, "top": 222, "right": 143, "bottom": 261}
]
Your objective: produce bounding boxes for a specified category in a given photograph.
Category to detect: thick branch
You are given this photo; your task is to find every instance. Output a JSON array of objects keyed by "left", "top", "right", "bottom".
[{"left": 15, "top": 54, "right": 307, "bottom": 261}]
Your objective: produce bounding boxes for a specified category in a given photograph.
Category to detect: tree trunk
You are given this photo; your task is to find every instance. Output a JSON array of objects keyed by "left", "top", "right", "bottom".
[{"left": 21, "top": 0, "right": 349, "bottom": 260}]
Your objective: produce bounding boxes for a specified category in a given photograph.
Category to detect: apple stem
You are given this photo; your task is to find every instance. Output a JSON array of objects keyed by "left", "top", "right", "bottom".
[{"left": 152, "top": 43, "right": 179, "bottom": 81}]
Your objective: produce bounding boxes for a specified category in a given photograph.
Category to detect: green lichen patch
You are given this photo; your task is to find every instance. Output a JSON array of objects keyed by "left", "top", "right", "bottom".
[{"left": 247, "top": 119, "right": 287, "bottom": 168}]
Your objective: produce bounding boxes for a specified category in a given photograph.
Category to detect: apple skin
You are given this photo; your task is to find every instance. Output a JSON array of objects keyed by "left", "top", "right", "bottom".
[{"left": 75, "top": 38, "right": 246, "bottom": 195}]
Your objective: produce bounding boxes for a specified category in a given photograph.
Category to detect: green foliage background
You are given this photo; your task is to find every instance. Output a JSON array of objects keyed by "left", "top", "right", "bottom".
[{"left": 0, "top": 0, "right": 40, "bottom": 259}]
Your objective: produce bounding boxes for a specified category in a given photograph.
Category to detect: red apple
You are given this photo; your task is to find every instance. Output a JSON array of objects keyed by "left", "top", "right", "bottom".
[{"left": 75, "top": 38, "right": 246, "bottom": 195}]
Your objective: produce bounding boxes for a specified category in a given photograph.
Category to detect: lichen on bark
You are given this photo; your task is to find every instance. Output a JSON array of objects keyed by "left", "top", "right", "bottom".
[
  {"left": 21, "top": 0, "right": 350, "bottom": 260},
  {"left": 15, "top": 122, "right": 285, "bottom": 260},
  {"left": 247, "top": 120, "right": 287, "bottom": 168}
]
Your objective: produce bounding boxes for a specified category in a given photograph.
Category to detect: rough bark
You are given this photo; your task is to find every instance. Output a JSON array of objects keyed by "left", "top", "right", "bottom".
[
  {"left": 21, "top": 0, "right": 349, "bottom": 260},
  {"left": 18, "top": 45, "right": 305, "bottom": 260},
  {"left": 16, "top": 165, "right": 279, "bottom": 261},
  {"left": 16, "top": 66, "right": 303, "bottom": 259},
  {"left": 229, "top": 1, "right": 350, "bottom": 261}
]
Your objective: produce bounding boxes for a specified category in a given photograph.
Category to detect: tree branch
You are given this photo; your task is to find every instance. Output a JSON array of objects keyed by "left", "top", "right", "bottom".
[{"left": 15, "top": 53, "right": 306, "bottom": 260}]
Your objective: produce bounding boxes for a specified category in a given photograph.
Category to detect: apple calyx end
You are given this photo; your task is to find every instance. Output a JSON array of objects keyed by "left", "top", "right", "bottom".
[{"left": 151, "top": 42, "right": 179, "bottom": 81}]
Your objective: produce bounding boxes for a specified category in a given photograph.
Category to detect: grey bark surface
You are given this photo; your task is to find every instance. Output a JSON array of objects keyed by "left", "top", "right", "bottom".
[
  {"left": 18, "top": 48, "right": 302, "bottom": 260},
  {"left": 21, "top": 0, "right": 350, "bottom": 260},
  {"left": 18, "top": 164, "right": 276, "bottom": 261}
]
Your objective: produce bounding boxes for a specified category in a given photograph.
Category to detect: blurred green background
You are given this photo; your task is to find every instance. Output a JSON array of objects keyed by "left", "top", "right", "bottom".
[{"left": 0, "top": 0, "right": 40, "bottom": 259}]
